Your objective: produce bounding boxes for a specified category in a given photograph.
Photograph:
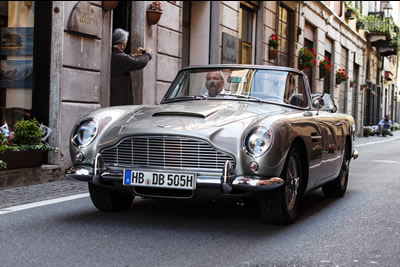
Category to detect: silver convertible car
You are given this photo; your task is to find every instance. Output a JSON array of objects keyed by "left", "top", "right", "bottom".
[{"left": 65, "top": 65, "right": 359, "bottom": 225}]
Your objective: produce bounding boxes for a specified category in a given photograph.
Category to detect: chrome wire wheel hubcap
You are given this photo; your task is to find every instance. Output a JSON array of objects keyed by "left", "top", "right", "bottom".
[{"left": 285, "top": 156, "right": 299, "bottom": 211}]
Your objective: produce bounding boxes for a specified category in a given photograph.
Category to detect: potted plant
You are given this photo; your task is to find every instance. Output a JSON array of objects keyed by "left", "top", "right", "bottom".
[
  {"left": 363, "top": 126, "right": 372, "bottom": 137},
  {"left": 345, "top": 2, "right": 360, "bottom": 20},
  {"left": 147, "top": 1, "right": 163, "bottom": 25},
  {"left": 268, "top": 34, "right": 281, "bottom": 60},
  {"left": 319, "top": 56, "right": 333, "bottom": 79},
  {"left": 298, "top": 45, "right": 317, "bottom": 70},
  {"left": 0, "top": 160, "right": 6, "bottom": 170},
  {"left": 336, "top": 68, "right": 349, "bottom": 85},
  {"left": 0, "top": 118, "right": 58, "bottom": 170}
]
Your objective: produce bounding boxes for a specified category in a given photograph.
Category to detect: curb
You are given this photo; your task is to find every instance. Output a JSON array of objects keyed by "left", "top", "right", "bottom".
[{"left": 0, "top": 165, "right": 63, "bottom": 189}]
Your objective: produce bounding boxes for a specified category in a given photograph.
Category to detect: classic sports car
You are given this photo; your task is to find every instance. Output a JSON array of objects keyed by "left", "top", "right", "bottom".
[{"left": 65, "top": 65, "right": 359, "bottom": 225}]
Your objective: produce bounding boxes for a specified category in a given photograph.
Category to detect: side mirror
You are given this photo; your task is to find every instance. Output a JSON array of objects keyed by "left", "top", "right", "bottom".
[{"left": 312, "top": 96, "right": 324, "bottom": 109}]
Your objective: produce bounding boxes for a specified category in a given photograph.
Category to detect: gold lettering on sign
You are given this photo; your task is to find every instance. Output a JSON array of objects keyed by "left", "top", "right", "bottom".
[
  {"left": 80, "top": 14, "right": 93, "bottom": 24},
  {"left": 67, "top": 1, "right": 99, "bottom": 37}
]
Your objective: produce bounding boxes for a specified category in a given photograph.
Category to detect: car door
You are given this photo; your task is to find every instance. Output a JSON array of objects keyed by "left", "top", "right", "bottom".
[{"left": 315, "top": 112, "right": 343, "bottom": 182}]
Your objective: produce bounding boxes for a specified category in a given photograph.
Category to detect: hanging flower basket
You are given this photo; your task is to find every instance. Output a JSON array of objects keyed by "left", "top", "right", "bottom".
[
  {"left": 319, "top": 57, "right": 333, "bottom": 79},
  {"left": 298, "top": 45, "right": 316, "bottom": 71},
  {"left": 345, "top": 9, "right": 356, "bottom": 20},
  {"left": 147, "top": 10, "right": 163, "bottom": 25},
  {"left": 268, "top": 34, "right": 280, "bottom": 61},
  {"left": 336, "top": 69, "right": 349, "bottom": 85},
  {"left": 269, "top": 49, "right": 279, "bottom": 60},
  {"left": 268, "top": 34, "right": 281, "bottom": 50},
  {"left": 147, "top": 1, "right": 163, "bottom": 25}
]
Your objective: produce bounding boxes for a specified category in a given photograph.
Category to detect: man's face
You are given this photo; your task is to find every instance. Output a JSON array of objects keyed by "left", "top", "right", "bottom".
[{"left": 205, "top": 72, "right": 224, "bottom": 97}]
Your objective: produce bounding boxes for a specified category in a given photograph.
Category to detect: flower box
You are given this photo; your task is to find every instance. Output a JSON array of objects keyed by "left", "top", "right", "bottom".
[
  {"left": 0, "top": 150, "right": 47, "bottom": 169},
  {"left": 269, "top": 49, "right": 279, "bottom": 60}
]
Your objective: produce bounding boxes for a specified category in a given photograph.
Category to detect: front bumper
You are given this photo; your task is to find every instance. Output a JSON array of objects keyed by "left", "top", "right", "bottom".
[{"left": 65, "top": 161, "right": 284, "bottom": 194}]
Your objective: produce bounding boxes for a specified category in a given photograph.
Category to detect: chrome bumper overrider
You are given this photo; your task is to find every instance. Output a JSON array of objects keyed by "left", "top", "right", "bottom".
[
  {"left": 65, "top": 162, "right": 284, "bottom": 193},
  {"left": 352, "top": 148, "right": 359, "bottom": 160}
]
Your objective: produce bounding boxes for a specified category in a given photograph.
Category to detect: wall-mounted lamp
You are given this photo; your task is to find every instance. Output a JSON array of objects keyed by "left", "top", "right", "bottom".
[{"left": 383, "top": 2, "right": 393, "bottom": 18}]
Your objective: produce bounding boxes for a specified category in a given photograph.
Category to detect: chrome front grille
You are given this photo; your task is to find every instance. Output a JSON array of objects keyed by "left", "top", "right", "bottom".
[{"left": 100, "top": 136, "right": 235, "bottom": 170}]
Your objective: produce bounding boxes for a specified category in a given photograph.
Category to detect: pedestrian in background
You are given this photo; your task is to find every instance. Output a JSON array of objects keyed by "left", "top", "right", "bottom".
[
  {"left": 110, "top": 28, "right": 152, "bottom": 106},
  {"left": 378, "top": 114, "right": 393, "bottom": 137}
]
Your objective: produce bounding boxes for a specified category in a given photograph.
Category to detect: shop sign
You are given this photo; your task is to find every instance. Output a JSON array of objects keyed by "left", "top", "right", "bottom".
[
  {"left": 222, "top": 32, "right": 237, "bottom": 64},
  {"left": 67, "top": 1, "right": 99, "bottom": 38}
]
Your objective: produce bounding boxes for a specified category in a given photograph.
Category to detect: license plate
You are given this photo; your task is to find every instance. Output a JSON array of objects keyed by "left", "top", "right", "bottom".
[{"left": 123, "top": 169, "right": 196, "bottom": 190}]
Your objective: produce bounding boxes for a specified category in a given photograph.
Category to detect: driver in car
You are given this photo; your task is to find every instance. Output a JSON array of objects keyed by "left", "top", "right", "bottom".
[{"left": 204, "top": 71, "right": 226, "bottom": 97}]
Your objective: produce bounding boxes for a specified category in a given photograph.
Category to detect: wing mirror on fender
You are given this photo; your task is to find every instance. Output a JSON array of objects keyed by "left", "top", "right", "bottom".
[{"left": 312, "top": 96, "right": 324, "bottom": 115}]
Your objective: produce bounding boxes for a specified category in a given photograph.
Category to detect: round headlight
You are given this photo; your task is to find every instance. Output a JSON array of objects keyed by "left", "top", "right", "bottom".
[
  {"left": 244, "top": 126, "right": 272, "bottom": 157},
  {"left": 72, "top": 119, "right": 98, "bottom": 147}
]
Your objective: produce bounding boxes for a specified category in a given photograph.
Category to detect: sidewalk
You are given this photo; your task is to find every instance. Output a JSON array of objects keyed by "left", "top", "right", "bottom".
[
  {"left": 1, "top": 130, "right": 399, "bottom": 209},
  {"left": 354, "top": 128, "right": 400, "bottom": 146}
]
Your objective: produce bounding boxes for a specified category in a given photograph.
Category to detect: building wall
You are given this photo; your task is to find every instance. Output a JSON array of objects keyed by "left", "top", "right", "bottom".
[{"left": 49, "top": 1, "right": 112, "bottom": 169}]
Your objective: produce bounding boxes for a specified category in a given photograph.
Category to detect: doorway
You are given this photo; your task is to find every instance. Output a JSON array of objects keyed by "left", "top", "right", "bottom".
[{"left": 182, "top": 1, "right": 210, "bottom": 67}]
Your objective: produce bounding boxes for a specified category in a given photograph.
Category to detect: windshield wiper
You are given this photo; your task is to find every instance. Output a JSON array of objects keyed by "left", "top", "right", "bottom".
[{"left": 218, "top": 94, "right": 266, "bottom": 103}]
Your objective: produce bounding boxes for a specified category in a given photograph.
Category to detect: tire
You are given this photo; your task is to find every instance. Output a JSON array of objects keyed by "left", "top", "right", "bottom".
[
  {"left": 259, "top": 144, "right": 302, "bottom": 225},
  {"left": 88, "top": 182, "right": 134, "bottom": 211},
  {"left": 322, "top": 144, "right": 350, "bottom": 197}
]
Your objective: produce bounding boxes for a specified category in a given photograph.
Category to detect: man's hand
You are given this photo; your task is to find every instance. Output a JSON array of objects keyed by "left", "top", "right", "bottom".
[
  {"left": 144, "top": 47, "right": 153, "bottom": 56},
  {"left": 131, "top": 47, "right": 145, "bottom": 57}
]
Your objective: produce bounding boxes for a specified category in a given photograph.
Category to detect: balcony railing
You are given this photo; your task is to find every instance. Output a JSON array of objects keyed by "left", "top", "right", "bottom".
[{"left": 365, "top": 13, "right": 396, "bottom": 38}]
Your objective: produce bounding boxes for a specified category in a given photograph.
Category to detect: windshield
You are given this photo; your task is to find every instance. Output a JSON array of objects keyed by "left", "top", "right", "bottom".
[{"left": 162, "top": 68, "right": 309, "bottom": 108}]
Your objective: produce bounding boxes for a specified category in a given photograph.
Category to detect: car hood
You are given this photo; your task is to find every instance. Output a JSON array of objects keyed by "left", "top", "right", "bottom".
[{"left": 119, "top": 100, "right": 283, "bottom": 132}]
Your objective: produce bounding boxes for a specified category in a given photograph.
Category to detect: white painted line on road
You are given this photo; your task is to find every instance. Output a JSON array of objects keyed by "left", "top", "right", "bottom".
[
  {"left": 370, "top": 160, "right": 399, "bottom": 163},
  {"left": 355, "top": 135, "right": 400, "bottom": 147},
  {"left": 0, "top": 193, "right": 89, "bottom": 215}
]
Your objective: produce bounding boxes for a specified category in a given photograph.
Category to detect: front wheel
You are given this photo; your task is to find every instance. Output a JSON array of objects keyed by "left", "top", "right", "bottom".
[
  {"left": 259, "top": 144, "right": 303, "bottom": 225},
  {"left": 322, "top": 144, "right": 350, "bottom": 197},
  {"left": 88, "top": 182, "right": 134, "bottom": 211}
]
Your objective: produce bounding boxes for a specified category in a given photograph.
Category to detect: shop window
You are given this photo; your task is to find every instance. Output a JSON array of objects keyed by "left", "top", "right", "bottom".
[
  {"left": 239, "top": 3, "right": 255, "bottom": 64},
  {"left": 0, "top": 1, "right": 35, "bottom": 127}
]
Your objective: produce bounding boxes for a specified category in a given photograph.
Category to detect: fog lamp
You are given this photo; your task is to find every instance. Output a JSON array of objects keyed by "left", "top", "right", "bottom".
[
  {"left": 75, "top": 152, "right": 85, "bottom": 162},
  {"left": 248, "top": 161, "right": 259, "bottom": 172}
]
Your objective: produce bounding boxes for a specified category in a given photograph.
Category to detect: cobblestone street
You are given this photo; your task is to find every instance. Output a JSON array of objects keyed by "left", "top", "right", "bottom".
[
  {"left": 1, "top": 130, "right": 399, "bottom": 209},
  {"left": 0, "top": 179, "right": 88, "bottom": 209}
]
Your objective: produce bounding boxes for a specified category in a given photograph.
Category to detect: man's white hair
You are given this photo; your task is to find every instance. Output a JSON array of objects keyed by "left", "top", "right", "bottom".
[{"left": 112, "top": 28, "right": 129, "bottom": 44}]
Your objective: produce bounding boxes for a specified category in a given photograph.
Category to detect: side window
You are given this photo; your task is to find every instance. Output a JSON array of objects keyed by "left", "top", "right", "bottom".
[{"left": 284, "top": 73, "right": 308, "bottom": 108}]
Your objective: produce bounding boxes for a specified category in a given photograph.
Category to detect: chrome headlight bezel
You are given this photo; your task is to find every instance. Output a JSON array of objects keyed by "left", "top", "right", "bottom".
[
  {"left": 71, "top": 118, "right": 98, "bottom": 148},
  {"left": 243, "top": 126, "right": 273, "bottom": 158}
]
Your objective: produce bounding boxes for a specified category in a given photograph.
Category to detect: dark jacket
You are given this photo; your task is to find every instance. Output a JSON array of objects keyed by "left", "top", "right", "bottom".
[{"left": 110, "top": 47, "right": 152, "bottom": 106}]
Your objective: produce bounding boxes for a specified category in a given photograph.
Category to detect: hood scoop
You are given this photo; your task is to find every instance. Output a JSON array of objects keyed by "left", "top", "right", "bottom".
[
  {"left": 152, "top": 105, "right": 223, "bottom": 119},
  {"left": 153, "top": 111, "right": 207, "bottom": 118}
]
